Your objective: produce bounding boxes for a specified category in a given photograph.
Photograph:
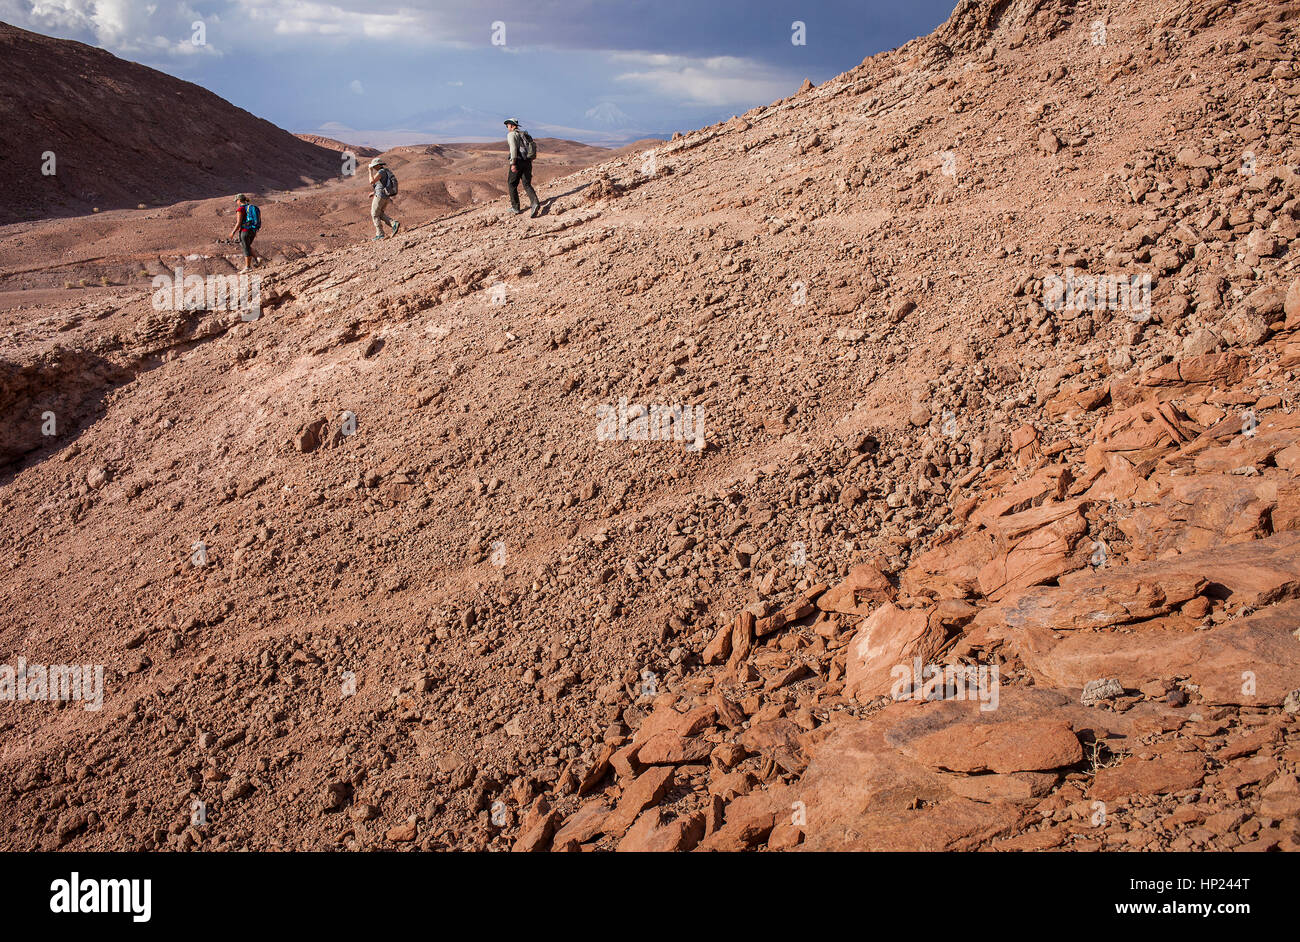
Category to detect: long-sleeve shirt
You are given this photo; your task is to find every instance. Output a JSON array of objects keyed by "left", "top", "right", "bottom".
[{"left": 507, "top": 129, "right": 525, "bottom": 162}]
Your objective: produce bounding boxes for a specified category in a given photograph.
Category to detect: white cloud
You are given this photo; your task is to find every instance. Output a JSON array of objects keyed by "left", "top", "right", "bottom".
[
  {"left": 1, "top": 0, "right": 455, "bottom": 53},
  {"left": 349, "top": 78, "right": 364, "bottom": 94},
  {"left": 240, "top": 0, "right": 426, "bottom": 39},
  {"left": 4, "top": 0, "right": 222, "bottom": 57},
  {"left": 611, "top": 52, "right": 794, "bottom": 107}
]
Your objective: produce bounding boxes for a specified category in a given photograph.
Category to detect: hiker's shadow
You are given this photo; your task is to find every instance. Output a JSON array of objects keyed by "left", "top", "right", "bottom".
[{"left": 537, "top": 182, "right": 590, "bottom": 217}]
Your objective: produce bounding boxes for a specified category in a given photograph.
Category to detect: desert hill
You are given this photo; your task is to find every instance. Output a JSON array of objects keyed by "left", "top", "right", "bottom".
[
  {"left": 0, "top": 0, "right": 1299, "bottom": 853},
  {"left": 0, "top": 137, "right": 640, "bottom": 311},
  {"left": 295, "top": 136, "right": 382, "bottom": 159},
  {"left": 0, "top": 21, "right": 339, "bottom": 223}
]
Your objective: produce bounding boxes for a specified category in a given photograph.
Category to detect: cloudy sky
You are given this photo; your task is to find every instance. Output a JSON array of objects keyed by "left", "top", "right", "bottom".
[{"left": 1, "top": 0, "right": 957, "bottom": 146}]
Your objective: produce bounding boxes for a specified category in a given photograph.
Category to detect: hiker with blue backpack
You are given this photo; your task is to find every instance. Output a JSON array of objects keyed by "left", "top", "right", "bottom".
[
  {"left": 368, "top": 157, "right": 400, "bottom": 240},
  {"left": 229, "top": 194, "right": 262, "bottom": 270}
]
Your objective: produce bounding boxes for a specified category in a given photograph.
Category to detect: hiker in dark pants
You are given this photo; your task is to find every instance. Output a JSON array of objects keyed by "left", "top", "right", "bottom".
[
  {"left": 228, "top": 194, "right": 262, "bottom": 271},
  {"left": 505, "top": 119, "right": 540, "bottom": 218}
]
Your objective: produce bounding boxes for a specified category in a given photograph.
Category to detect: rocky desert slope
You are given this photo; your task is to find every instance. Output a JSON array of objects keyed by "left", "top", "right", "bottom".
[
  {"left": 1, "top": 0, "right": 1299, "bottom": 852},
  {"left": 0, "top": 21, "right": 340, "bottom": 223},
  {"left": 0, "top": 136, "right": 633, "bottom": 313}
]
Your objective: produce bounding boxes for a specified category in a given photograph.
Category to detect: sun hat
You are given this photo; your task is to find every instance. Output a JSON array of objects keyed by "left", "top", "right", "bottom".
[{"left": 369, "top": 157, "right": 385, "bottom": 168}]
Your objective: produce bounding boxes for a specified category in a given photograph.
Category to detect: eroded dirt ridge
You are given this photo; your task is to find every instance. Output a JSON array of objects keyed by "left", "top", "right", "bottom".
[{"left": 1, "top": 0, "right": 1299, "bottom": 851}]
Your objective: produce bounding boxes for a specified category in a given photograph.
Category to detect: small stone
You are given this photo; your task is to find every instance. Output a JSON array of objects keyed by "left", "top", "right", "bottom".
[
  {"left": 1081, "top": 677, "right": 1125, "bottom": 706},
  {"left": 322, "top": 780, "right": 352, "bottom": 811},
  {"left": 387, "top": 820, "right": 418, "bottom": 843}
]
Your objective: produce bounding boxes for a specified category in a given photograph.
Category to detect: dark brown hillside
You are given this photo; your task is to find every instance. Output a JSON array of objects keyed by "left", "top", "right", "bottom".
[{"left": 0, "top": 21, "right": 339, "bottom": 223}]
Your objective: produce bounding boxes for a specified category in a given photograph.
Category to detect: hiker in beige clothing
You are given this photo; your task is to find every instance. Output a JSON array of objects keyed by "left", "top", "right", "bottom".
[{"left": 368, "top": 158, "right": 400, "bottom": 240}]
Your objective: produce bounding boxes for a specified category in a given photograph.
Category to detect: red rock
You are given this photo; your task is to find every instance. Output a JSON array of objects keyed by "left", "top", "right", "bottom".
[
  {"left": 701, "top": 622, "right": 731, "bottom": 664},
  {"left": 603, "top": 767, "right": 675, "bottom": 838},
  {"left": 386, "top": 821, "right": 417, "bottom": 843},
  {"left": 1286, "top": 277, "right": 1300, "bottom": 330},
  {"left": 616, "top": 808, "right": 704, "bottom": 851},
  {"left": 512, "top": 799, "right": 560, "bottom": 852},
  {"left": 976, "top": 507, "right": 1089, "bottom": 601},
  {"left": 737, "top": 718, "right": 809, "bottom": 774},
  {"left": 902, "top": 719, "right": 1084, "bottom": 773},
  {"left": 1259, "top": 774, "right": 1300, "bottom": 819},
  {"left": 636, "top": 733, "right": 712, "bottom": 765},
  {"left": 696, "top": 807, "right": 775, "bottom": 852},
  {"left": 972, "top": 567, "right": 1206, "bottom": 636},
  {"left": 1090, "top": 752, "right": 1206, "bottom": 801},
  {"left": 945, "top": 771, "right": 1058, "bottom": 802},
  {"left": 551, "top": 799, "right": 610, "bottom": 850},
  {"left": 632, "top": 703, "right": 716, "bottom": 746},
  {"left": 576, "top": 743, "right": 616, "bottom": 795},
  {"left": 816, "top": 563, "right": 896, "bottom": 615},
  {"left": 971, "top": 465, "right": 1073, "bottom": 526},
  {"left": 1218, "top": 756, "right": 1278, "bottom": 789},
  {"left": 844, "top": 603, "right": 948, "bottom": 701},
  {"left": 1136, "top": 352, "right": 1246, "bottom": 390},
  {"left": 902, "top": 531, "right": 994, "bottom": 599}
]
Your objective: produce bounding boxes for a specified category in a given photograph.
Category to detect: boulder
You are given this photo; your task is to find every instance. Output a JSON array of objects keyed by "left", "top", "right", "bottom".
[
  {"left": 844, "top": 603, "right": 949, "bottom": 701},
  {"left": 617, "top": 808, "right": 704, "bottom": 852},
  {"left": 1286, "top": 277, "right": 1300, "bottom": 330},
  {"left": 899, "top": 719, "right": 1084, "bottom": 773},
  {"left": 1091, "top": 752, "right": 1206, "bottom": 801},
  {"left": 816, "top": 562, "right": 896, "bottom": 615}
]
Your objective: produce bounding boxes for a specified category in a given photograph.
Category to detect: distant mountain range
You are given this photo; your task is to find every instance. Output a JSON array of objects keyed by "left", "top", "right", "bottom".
[{"left": 303, "top": 105, "right": 677, "bottom": 150}]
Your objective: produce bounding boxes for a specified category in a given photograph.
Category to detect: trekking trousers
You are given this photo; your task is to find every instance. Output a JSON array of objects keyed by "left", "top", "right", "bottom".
[
  {"left": 372, "top": 195, "right": 396, "bottom": 237},
  {"left": 508, "top": 158, "right": 539, "bottom": 212}
]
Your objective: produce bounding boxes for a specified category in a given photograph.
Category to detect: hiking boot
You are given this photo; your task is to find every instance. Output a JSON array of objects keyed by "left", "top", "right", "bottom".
[
  {"left": 371, "top": 235, "right": 384, "bottom": 241},
  {"left": 508, "top": 208, "right": 524, "bottom": 215},
  {"left": 391, "top": 220, "right": 400, "bottom": 235},
  {"left": 529, "top": 204, "right": 541, "bottom": 218}
]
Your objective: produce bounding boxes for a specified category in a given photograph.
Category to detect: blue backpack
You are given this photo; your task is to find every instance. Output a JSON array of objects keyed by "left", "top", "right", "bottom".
[{"left": 243, "top": 204, "right": 261, "bottom": 230}]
